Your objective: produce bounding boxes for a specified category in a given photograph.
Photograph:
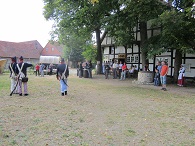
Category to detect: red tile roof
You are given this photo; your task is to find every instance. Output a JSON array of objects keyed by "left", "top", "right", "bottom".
[
  {"left": 0, "top": 40, "right": 43, "bottom": 59},
  {"left": 41, "top": 41, "right": 63, "bottom": 56}
]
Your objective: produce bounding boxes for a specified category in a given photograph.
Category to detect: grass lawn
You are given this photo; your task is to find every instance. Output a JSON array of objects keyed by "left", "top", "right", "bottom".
[{"left": 0, "top": 72, "right": 195, "bottom": 146}]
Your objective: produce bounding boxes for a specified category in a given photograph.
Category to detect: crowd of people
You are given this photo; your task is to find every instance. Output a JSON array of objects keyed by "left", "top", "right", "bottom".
[
  {"left": 102, "top": 60, "right": 138, "bottom": 80},
  {"left": 77, "top": 61, "right": 92, "bottom": 78},
  {"left": 154, "top": 61, "right": 185, "bottom": 91},
  {"left": 8, "top": 55, "right": 186, "bottom": 96},
  {"left": 35, "top": 63, "right": 53, "bottom": 77},
  {"left": 9, "top": 57, "right": 69, "bottom": 96}
]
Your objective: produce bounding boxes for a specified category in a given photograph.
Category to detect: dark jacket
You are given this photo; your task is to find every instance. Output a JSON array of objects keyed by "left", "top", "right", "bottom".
[
  {"left": 56, "top": 64, "right": 69, "bottom": 78},
  {"left": 16, "top": 62, "right": 33, "bottom": 77},
  {"left": 9, "top": 62, "right": 17, "bottom": 77}
]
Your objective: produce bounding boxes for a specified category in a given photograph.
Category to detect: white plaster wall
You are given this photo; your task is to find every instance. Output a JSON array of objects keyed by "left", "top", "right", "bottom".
[
  {"left": 115, "top": 46, "right": 125, "bottom": 54},
  {"left": 102, "top": 38, "right": 107, "bottom": 45},
  {"left": 186, "top": 53, "right": 195, "bottom": 57},
  {"left": 104, "top": 47, "right": 110, "bottom": 54},
  {"left": 106, "top": 37, "right": 112, "bottom": 44},
  {"left": 136, "top": 32, "right": 140, "bottom": 41}
]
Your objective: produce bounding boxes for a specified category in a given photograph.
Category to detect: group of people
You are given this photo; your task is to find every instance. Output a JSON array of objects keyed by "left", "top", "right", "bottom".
[
  {"left": 154, "top": 61, "right": 185, "bottom": 91},
  {"left": 35, "top": 63, "right": 53, "bottom": 77},
  {"left": 8, "top": 55, "right": 186, "bottom": 96},
  {"left": 154, "top": 61, "right": 169, "bottom": 91},
  {"left": 9, "top": 56, "right": 33, "bottom": 96},
  {"left": 102, "top": 60, "right": 138, "bottom": 80},
  {"left": 77, "top": 61, "right": 92, "bottom": 78},
  {"left": 9, "top": 56, "right": 69, "bottom": 96}
]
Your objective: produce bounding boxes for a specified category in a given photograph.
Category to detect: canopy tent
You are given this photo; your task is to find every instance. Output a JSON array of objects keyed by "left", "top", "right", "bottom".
[
  {"left": 39, "top": 56, "right": 61, "bottom": 64},
  {"left": 0, "top": 59, "right": 7, "bottom": 74}
]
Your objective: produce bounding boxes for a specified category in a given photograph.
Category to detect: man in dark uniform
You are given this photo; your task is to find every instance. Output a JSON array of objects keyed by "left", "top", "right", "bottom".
[
  {"left": 16, "top": 56, "right": 33, "bottom": 96},
  {"left": 9, "top": 56, "right": 18, "bottom": 94},
  {"left": 56, "top": 58, "right": 69, "bottom": 96}
]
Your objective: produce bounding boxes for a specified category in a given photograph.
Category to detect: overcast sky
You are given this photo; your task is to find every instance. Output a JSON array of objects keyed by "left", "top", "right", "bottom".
[{"left": 0, "top": 0, "right": 54, "bottom": 47}]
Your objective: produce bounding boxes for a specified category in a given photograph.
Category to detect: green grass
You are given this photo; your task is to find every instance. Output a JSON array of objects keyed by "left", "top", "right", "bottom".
[{"left": 0, "top": 73, "right": 195, "bottom": 145}]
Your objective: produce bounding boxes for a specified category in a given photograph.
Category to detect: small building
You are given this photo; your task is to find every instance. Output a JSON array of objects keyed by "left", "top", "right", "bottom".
[
  {"left": 41, "top": 41, "right": 63, "bottom": 57},
  {"left": 0, "top": 40, "right": 43, "bottom": 69},
  {"left": 40, "top": 41, "right": 64, "bottom": 69}
]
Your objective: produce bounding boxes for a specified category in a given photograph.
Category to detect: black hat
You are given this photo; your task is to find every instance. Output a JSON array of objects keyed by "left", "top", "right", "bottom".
[
  {"left": 11, "top": 56, "right": 16, "bottom": 62},
  {"left": 61, "top": 58, "right": 65, "bottom": 62},
  {"left": 19, "top": 56, "right": 23, "bottom": 60}
]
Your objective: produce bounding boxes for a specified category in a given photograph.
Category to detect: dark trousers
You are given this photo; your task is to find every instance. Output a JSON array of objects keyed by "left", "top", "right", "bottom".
[
  {"left": 154, "top": 78, "right": 160, "bottom": 86},
  {"left": 105, "top": 70, "right": 109, "bottom": 79},
  {"left": 79, "top": 69, "right": 83, "bottom": 78},
  {"left": 35, "top": 70, "right": 39, "bottom": 76}
]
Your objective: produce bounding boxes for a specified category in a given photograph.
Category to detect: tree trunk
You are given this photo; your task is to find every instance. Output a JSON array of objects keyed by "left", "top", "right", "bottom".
[
  {"left": 140, "top": 21, "right": 149, "bottom": 71},
  {"left": 124, "top": 45, "right": 127, "bottom": 62},
  {"left": 95, "top": 28, "right": 102, "bottom": 74},
  {"left": 173, "top": 49, "right": 182, "bottom": 83}
]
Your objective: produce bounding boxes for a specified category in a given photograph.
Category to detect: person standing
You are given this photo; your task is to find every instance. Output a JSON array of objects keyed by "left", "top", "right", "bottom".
[
  {"left": 79, "top": 62, "right": 83, "bottom": 78},
  {"left": 49, "top": 63, "right": 53, "bottom": 75},
  {"left": 104, "top": 61, "right": 110, "bottom": 79},
  {"left": 9, "top": 56, "right": 18, "bottom": 94},
  {"left": 160, "top": 61, "right": 169, "bottom": 91},
  {"left": 16, "top": 56, "right": 33, "bottom": 96},
  {"left": 112, "top": 60, "right": 118, "bottom": 79},
  {"left": 118, "top": 61, "right": 123, "bottom": 79},
  {"left": 177, "top": 64, "right": 185, "bottom": 87},
  {"left": 35, "top": 63, "right": 40, "bottom": 76},
  {"left": 155, "top": 61, "right": 162, "bottom": 85},
  {"left": 39, "top": 63, "right": 45, "bottom": 77},
  {"left": 154, "top": 69, "right": 160, "bottom": 86},
  {"left": 156, "top": 61, "right": 162, "bottom": 73},
  {"left": 56, "top": 58, "right": 69, "bottom": 96},
  {"left": 120, "top": 62, "right": 127, "bottom": 80}
]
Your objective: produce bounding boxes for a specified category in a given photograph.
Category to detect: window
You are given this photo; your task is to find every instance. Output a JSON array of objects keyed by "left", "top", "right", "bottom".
[
  {"left": 135, "top": 56, "right": 139, "bottom": 63},
  {"left": 127, "top": 56, "right": 130, "bottom": 63},
  {"left": 109, "top": 46, "right": 114, "bottom": 54},
  {"left": 130, "top": 56, "right": 134, "bottom": 62}
]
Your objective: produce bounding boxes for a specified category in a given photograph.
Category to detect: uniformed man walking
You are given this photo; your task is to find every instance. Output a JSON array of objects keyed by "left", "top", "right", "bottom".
[{"left": 56, "top": 58, "right": 69, "bottom": 96}]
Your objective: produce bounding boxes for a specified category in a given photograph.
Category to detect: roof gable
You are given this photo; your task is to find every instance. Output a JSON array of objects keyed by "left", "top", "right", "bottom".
[
  {"left": 0, "top": 40, "right": 43, "bottom": 59},
  {"left": 41, "top": 41, "right": 63, "bottom": 56}
]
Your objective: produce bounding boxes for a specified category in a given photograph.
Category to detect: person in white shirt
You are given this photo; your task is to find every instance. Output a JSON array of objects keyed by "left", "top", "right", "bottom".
[
  {"left": 112, "top": 60, "right": 118, "bottom": 79},
  {"left": 177, "top": 64, "right": 185, "bottom": 87},
  {"left": 129, "top": 65, "right": 135, "bottom": 74}
]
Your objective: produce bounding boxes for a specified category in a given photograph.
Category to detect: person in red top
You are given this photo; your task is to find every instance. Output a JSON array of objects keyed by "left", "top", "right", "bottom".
[
  {"left": 35, "top": 63, "right": 40, "bottom": 76},
  {"left": 120, "top": 62, "right": 127, "bottom": 80},
  {"left": 160, "top": 61, "right": 169, "bottom": 91}
]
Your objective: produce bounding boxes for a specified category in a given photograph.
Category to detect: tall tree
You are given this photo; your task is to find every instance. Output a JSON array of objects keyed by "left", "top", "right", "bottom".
[
  {"left": 43, "top": 0, "right": 120, "bottom": 74},
  {"left": 106, "top": 0, "right": 166, "bottom": 69},
  {"left": 145, "top": 0, "right": 195, "bottom": 82}
]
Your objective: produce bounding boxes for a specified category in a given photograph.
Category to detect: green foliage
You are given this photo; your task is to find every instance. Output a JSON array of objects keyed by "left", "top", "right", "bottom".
[
  {"left": 43, "top": 0, "right": 195, "bottom": 66},
  {"left": 63, "top": 45, "right": 84, "bottom": 63},
  {"left": 144, "top": 0, "right": 195, "bottom": 58},
  {"left": 82, "top": 44, "right": 97, "bottom": 63}
]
